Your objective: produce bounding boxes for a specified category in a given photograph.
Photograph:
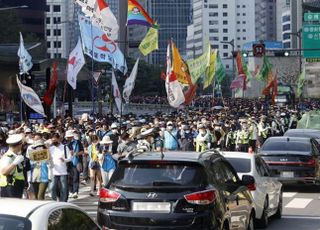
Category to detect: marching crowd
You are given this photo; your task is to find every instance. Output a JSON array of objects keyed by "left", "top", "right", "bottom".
[{"left": 0, "top": 97, "right": 317, "bottom": 202}]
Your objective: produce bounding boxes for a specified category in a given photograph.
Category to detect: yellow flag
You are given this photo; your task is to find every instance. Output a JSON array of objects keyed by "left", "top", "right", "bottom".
[
  {"left": 172, "top": 41, "right": 191, "bottom": 85},
  {"left": 203, "top": 50, "right": 218, "bottom": 89},
  {"left": 139, "top": 27, "right": 158, "bottom": 56}
]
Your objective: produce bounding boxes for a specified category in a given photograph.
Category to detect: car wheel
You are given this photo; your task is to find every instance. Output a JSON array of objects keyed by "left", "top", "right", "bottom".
[
  {"left": 256, "top": 198, "right": 269, "bottom": 228},
  {"left": 247, "top": 213, "right": 254, "bottom": 230},
  {"left": 275, "top": 191, "right": 283, "bottom": 219}
]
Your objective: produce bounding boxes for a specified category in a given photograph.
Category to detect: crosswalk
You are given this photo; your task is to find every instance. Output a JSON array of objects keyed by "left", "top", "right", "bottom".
[{"left": 283, "top": 192, "right": 315, "bottom": 210}]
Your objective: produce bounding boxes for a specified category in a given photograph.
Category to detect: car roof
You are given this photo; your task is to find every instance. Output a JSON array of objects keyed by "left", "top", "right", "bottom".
[
  {"left": 285, "top": 129, "right": 320, "bottom": 136},
  {"left": 220, "top": 151, "right": 254, "bottom": 160},
  {"left": 265, "top": 136, "right": 312, "bottom": 143},
  {"left": 0, "top": 199, "right": 76, "bottom": 218},
  {"left": 120, "top": 150, "right": 221, "bottom": 163}
]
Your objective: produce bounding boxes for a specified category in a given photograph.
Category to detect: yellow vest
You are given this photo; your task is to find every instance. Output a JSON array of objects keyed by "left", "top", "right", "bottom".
[
  {"left": 0, "top": 152, "right": 25, "bottom": 187},
  {"left": 196, "top": 142, "right": 207, "bottom": 152}
]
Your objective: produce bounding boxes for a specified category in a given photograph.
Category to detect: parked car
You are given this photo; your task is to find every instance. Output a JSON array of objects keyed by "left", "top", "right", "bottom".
[
  {"left": 97, "top": 151, "right": 255, "bottom": 230},
  {"left": 0, "top": 199, "right": 101, "bottom": 230},
  {"left": 222, "top": 151, "right": 283, "bottom": 228},
  {"left": 259, "top": 136, "right": 320, "bottom": 185},
  {"left": 284, "top": 129, "right": 320, "bottom": 143}
]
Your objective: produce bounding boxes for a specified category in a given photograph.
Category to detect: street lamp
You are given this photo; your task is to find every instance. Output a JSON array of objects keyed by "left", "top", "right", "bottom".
[
  {"left": 0, "top": 5, "right": 28, "bottom": 11},
  {"left": 220, "top": 39, "right": 235, "bottom": 96}
]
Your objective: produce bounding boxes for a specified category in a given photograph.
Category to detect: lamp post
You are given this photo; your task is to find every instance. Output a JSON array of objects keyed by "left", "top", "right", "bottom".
[
  {"left": 288, "top": 29, "right": 302, "bottom": 73},
  {"left": 0, "top": 5, "right": 28, "bottom": 11},
  {"left": 220, "top": 39, "right": 235, "bottom": 97}
]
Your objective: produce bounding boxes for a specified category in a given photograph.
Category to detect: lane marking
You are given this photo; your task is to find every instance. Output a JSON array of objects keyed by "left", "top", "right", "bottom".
[
  {"left": 285, "top": 198, "right": 312, "bottom": 209},
  {"left": 283, "top": 192, "right": 297, "bottom": 198},
  {"left": 283, "top": 215, "right": 320, "bottom": 220}
]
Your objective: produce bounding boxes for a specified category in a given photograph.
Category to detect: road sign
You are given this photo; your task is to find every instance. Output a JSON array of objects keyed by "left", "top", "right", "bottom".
[
  {"left": 252, "top": 44, "right": 266, "bottom": 57},
  {"left": 303, "top": 24, "right": 320, "bottom": 59},
  {"left": 304, "top": 13, "right": 320, "bottom": 22}
]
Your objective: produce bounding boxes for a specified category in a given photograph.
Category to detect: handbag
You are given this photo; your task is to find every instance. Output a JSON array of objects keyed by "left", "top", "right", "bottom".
[{"left": 76, "top": 162, "right": 83, "bottom": 172}]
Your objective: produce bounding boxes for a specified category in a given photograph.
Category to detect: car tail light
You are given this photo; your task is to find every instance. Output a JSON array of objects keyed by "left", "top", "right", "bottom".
[
  {"left": 247, "top": 183, "right": 256, "bottom": 191},
  {"left": 305, "top": 159, "right": 316, "bottom": 167},
  {"left": 99, "top": 188, "right": 121, "bottom": 203},
  {"left": 184, "top": 190, "right": 216, "bottom": 205}
]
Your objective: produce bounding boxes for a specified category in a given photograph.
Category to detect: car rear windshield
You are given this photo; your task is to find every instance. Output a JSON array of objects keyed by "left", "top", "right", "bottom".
[
  {"left": 261, "top": 141, "right": 311, "bottom": 153},
  {"left": 111, "top": 162, "right": 208, "bottom": 188},
  {"left": 0, "top": 215, "right": 31, "bottom": 230},
  {"left": 225, "top": 158, "right": 251, "bottom": 173}
]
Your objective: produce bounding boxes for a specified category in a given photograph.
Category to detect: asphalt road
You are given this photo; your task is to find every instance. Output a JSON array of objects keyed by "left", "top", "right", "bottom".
[{"left": 70, "top": 184, "right": 320, "bottom": 230}]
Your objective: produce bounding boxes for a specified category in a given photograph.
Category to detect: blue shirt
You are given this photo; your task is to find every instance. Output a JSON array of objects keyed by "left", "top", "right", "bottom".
[{"left": 164, "top": 129, "right": 179, "bottom": 150}]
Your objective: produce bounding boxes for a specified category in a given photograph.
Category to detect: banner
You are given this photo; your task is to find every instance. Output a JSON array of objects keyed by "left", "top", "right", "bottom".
[
  {"left": 18, "top": 32, "right": 33, "bottom": 75},
  {"left": 112, "top": 71, "right": 122, "bottom": 112},
  {"left": 187, "top": 43, "right": 211, "bottom": 84},
  {"left": 43, "top": 62, "right": 58, "bottom": 106},
  {"left": 203, "top": 50, "right": 218, "bottom": 89},
  {"left": 79, "top": 15, "right": 127, "bottom": 74},
  {"left": 67, "top": 38, "right": 85, "bottom": 90},
  {"left": 123, "top": 58, "right": 139, "bottom": 103},
  {"left": 76, "top": 0, "right": 119, "bottom": 41},
  {"left": 139, "top": 27, "right": 158, "bottom": 56},
  {"left": 215, "top": 54, "right": 226, "bottom": 84},
  {"left": 16, "top": 76, "right": 46, "bottom": 117},
  {"left": 257, "top": 55, "right": 272, "bottom": 81}
]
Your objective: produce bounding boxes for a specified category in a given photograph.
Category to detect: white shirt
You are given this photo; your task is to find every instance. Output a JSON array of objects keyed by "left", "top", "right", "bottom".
[
  {"left": 0, "top": 150, "right": 17, "bottom": 175},
  {"left": 49, "top": 144, "right": 72, "bottom": 176}
]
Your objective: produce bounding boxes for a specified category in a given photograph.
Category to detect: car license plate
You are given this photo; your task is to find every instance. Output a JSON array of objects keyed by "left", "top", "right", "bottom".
[
  {"left": 132, "top": 202, "right": 171, "bottom": 213},
  {"left": 281, "top": 171, "right": 294, "bottom": 178}
]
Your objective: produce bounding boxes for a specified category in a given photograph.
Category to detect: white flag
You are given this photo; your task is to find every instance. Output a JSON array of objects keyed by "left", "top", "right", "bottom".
[
  {"left": 76, "top": 0, "right": 119, "bottom": 41},
  {"left": 165, "top": 44, "right": 185, "bottom": 108},
  {"left": 123, "top": 58, "right": 139, "bottom": 103},
  {"left": 16, "top": 76, "right": 46, "bottom": 117},
  {"left": 18, "top": 32, "right": 33, "bottom": 75},
  {"left": 67, "top": 38, "right": 85, "bottom": 90},
  {"left": 112, "top": 71, "right": 122, "bottom": 113}
]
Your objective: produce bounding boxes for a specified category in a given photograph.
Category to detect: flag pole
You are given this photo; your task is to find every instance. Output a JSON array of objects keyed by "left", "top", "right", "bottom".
[{"left": 90, "top": 18, "right": 96, "bottom": 118}]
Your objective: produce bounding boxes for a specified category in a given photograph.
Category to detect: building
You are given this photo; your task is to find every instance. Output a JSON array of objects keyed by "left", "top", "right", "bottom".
[
  {"left": 255, "top": 0, "right": 277, "bottom": 41},
  {"left": 186, "top": 0, "right": 256, "bottom": 71},
  {"left": 144, "top": 0, "right": 192, "bottom": 65},
  {"left": 276, "top": 0, "right": 303, "bottom": 49},
  {"left": 2, "top": 0, "right": 46, "bottom": 39}
]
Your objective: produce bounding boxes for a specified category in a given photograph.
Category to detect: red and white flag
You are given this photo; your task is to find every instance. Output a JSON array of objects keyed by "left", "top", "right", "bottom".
[
  {"left": 165, "top": 43, "right": 185, "bottom": 108},
  {"left": 67, "top": 38, "right": 85, "bottom": 90},
  {"left": 76, "top": 0, "right": 119, "bottom": 41},
  {"left": 112, "top": 70, "right": 122, "bottom": 113}
]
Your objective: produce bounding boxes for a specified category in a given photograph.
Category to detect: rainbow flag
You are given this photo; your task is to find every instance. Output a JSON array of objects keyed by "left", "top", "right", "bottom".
[{"left": 127, "top": 0, "right": 158, "bottom": 28}]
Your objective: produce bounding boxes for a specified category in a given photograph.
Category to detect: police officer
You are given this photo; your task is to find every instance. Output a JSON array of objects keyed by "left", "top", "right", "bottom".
[
  {"left": 0, "top": 134, "right": 25, "bottom": 198},
  {"left": 236, "top": 120, "right": 250, "bottom": 152}
]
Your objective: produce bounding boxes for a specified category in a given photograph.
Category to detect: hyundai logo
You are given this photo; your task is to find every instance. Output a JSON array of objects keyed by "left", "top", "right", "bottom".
[{"left": 146, "top": 192, "right": 158, "bottom": 199}]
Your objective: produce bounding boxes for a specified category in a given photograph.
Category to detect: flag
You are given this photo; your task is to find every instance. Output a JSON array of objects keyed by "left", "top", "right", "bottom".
[
  {"left": 112, "top": 71, "right": 122, "bottom": 113},
  {"left": 236, "top": 51, "right": 245, "bottom": 76},
  {"left": 184, "top": 83, "right": 198, "bottom": 105},
  {"left": 187, "top": 43, "right": 211, "bottom": 84},
  {"left": 215, "top": 54, "right": 226, "bottom": 84},
  {"left": 203, "top": 50, "right": 218, "bottom": 89},
  {"left": 235, "top": 51, "right": 252, "bottom": 90},
  {"left": 18, "top": 32, "right": 33, "bottom": 75},
  {"left": 43, "top": 62, "right": 58, "bottom": 107},
  {"left": 262, "top": 70, "right": 274, "bottom": 96},
  {"left": 79, "top": 15, "right": 127, "bottom": 74},
  {"left": 297, "top": 68, "right": 305, "bottom": 97},
  {"left": 67, "top": 38, "right": 85, "bottom": 90},
  {"left": 127, "top": 0, "right": 158, "bottom": 28},
  {"left": 257, "top": 55, "right": 272, "bottom": 81},
  {"left": 76, "top": 0, "right": 119, "bottom": 41},
  {"left": 139, "top": 27, "right": 158, "bottom": 56},
  {"left": 17, "top": 76, "right": 46, "bottom": 117},
  {"left": 272, "top": 73, "right": 278, "bottom": 105},
  {"left": 172, "top": 41, "right": 191, "bottom": 85},
  {"left": 165, "top": 44, "right": 185, "bottom": 108},
  {"left": 230, "top": 74, "right": 246, "bottom": 89},
  {"left": 123, "top": 58, "right": 139, "bottom": 103}
]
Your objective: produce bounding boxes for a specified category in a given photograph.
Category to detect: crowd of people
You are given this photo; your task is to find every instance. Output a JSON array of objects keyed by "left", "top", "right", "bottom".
[{"left": 0, "top": 97, "right": 318, "bottom": 201}]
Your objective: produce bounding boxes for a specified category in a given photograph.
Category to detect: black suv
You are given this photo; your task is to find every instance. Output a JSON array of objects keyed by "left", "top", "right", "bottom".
[{"left": 97, "top": 151, "right": 255, "bottom": 230}]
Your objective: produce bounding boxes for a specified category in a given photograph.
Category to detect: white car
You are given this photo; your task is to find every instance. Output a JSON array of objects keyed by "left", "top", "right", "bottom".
[
  {"left": 0, "top": 199, "right": 102, "bottom": 230},
  {"left": 221, "top": 151, "right": 283, "bottom": 228}
]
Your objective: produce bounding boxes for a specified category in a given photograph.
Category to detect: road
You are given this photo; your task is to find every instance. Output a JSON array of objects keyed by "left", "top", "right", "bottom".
[{"left": 70, "top": 184, "right": 320, "bottom": 230}]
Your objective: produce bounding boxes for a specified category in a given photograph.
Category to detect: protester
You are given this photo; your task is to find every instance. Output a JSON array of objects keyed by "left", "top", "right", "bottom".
[
  {"left": 88, "top": 135, "right": 103, "bottom": 196},
  {"left": 98, "top": 136, "right": 116, "bottom": 187}
]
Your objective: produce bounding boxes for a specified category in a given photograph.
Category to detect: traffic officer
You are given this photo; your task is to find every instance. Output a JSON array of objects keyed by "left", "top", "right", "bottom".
[
  {"left": 257, "top": 115, "right": 270, "bottom": 147},
  {"left": 0, "top": 134, "right": 25, "bottom": 198},
  {"left": 236, "top": 120, "right": 250, "bottom": 152}
]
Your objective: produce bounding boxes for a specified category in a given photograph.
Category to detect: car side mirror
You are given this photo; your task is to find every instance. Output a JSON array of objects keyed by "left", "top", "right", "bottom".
[{"left": 242, "top": 175, "right": 255, "bottom": 186}]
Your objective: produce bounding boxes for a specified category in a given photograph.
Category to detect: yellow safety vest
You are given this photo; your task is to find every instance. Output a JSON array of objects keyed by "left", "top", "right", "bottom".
[
  {"left": 196, "top": 142, "right": 207, "bottom": 152},
  {"left": 0, "top": 152, "right": 25, "bottom": 187}
]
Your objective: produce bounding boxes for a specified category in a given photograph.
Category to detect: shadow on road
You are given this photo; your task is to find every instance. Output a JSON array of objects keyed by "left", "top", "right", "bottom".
[
  {"left": 283, "top": 184, "right": 319, "bottom": 193},
  {"left": 267, "top": 217, "right": 320, "bottom": 230}
]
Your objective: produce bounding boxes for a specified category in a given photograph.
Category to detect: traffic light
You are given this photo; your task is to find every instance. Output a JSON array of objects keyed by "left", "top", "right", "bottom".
[{"left": 253, "top": 43, "right": 266, "bottom": 57}]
